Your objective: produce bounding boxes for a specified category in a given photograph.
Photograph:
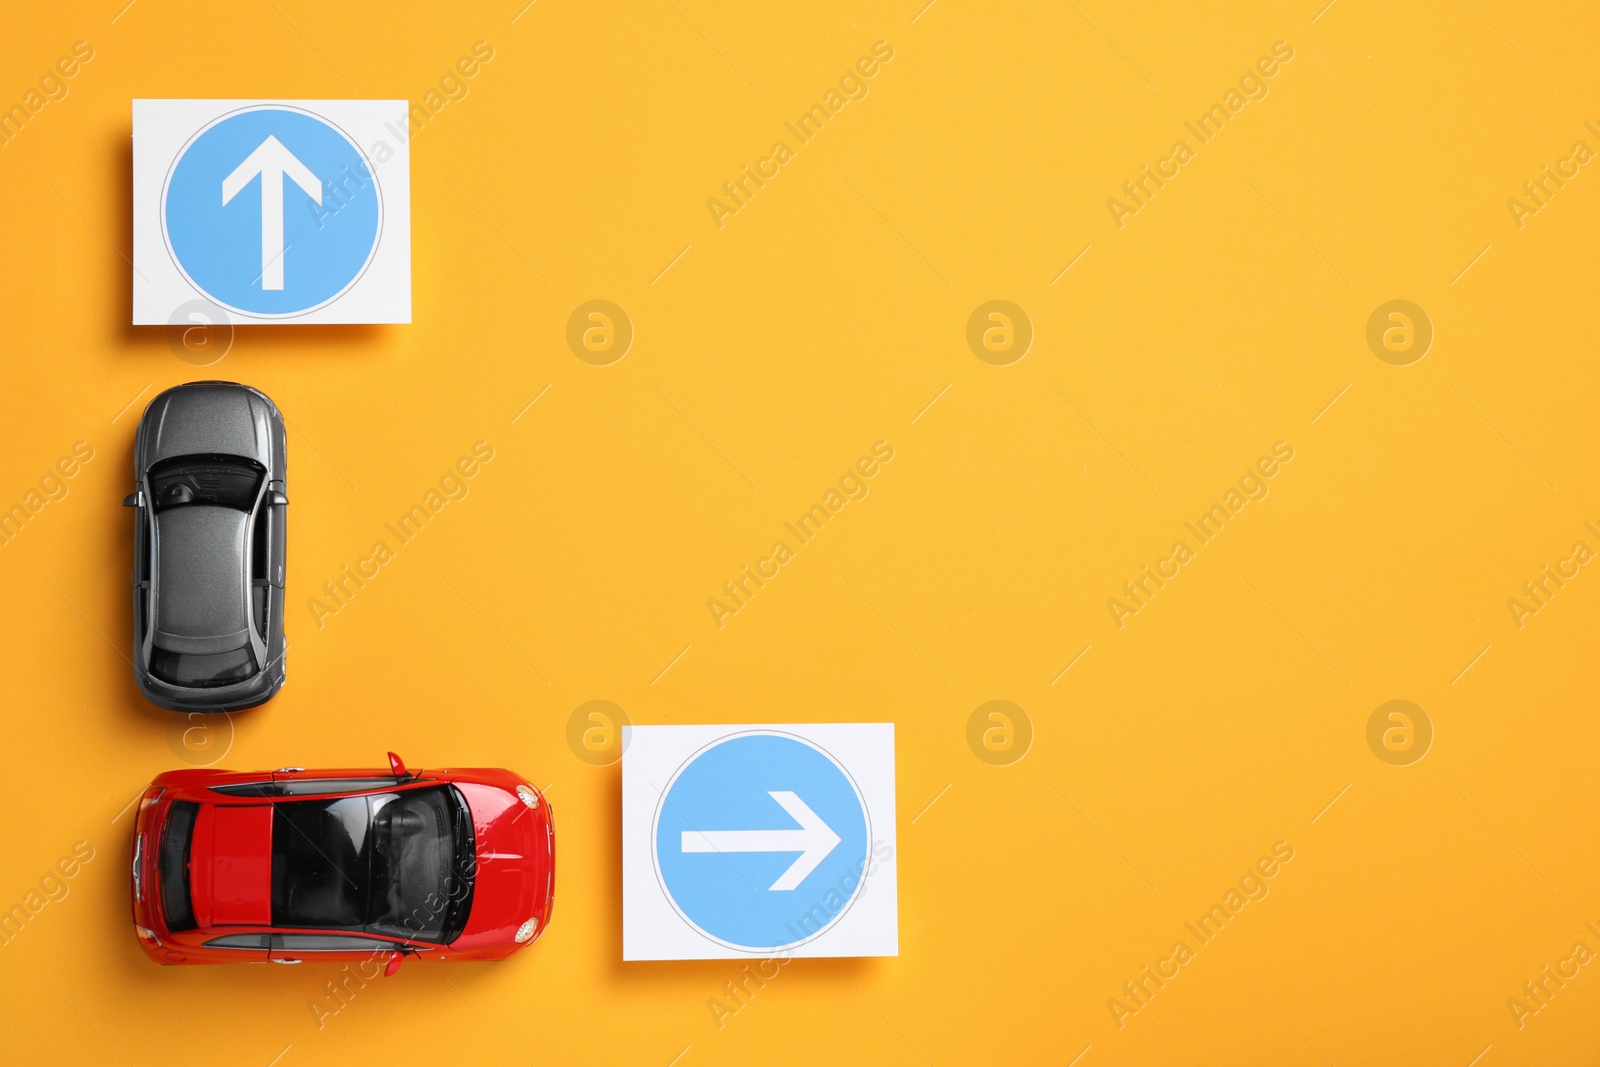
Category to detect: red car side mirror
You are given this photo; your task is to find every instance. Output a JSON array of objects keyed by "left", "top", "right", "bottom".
[
  {"left": 388, "top": 752, "right": 407, "bottom": 777},
  {"left": 383, "top": 951, "right": 404, "bottom": 978}
]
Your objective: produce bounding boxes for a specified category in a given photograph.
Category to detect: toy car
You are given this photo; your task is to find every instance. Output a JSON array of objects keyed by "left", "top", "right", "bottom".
[
  {"left": 123, "top": 381, "right": 287, "bottom": 712},
  {"left": 131, "top": 754, "right": 555, "bottom": 971}
]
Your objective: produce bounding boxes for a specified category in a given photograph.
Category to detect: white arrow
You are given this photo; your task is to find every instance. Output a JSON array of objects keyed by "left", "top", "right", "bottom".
[
  {"left": 221, "top": 135, "right": 322, "bottom": 291},
  {"left": 681, "top": 790, "right": 841, "bottom": 891}
]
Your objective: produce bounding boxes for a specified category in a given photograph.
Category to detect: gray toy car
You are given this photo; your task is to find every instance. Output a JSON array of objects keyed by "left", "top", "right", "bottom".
[{"left": 123, "top": 382, "right": 287, "bottom": 712}]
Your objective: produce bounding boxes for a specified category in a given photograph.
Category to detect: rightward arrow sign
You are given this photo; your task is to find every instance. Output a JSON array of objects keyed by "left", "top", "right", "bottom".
[
  {"left": 221, "top": 135, "right": 322, "bottom": 291},
  {"left": 680, "top": 790, "right": 841, "bottom": 891}
]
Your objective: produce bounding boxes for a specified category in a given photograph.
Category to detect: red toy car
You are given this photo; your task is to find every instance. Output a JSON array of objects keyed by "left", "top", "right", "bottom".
[{"left": 131, "top": 754, "right": 553, "bottom": 972}]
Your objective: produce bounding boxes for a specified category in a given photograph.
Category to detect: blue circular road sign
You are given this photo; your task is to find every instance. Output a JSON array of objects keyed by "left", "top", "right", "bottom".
[
  {"left": 162, "top": 105, "right": 382, "bottom": 318},
  {"left": 654, "top": 732, "right": 871, "bottom": 952}
]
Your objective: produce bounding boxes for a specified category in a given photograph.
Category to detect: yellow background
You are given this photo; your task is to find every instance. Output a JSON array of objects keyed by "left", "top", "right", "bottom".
[{"left": 2, "top": 0, "right": 1598, "bottom": 1063}]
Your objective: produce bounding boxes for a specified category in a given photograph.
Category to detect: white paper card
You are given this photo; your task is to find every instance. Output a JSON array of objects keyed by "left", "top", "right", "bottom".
[
  {"left": 132, "top": 99, "right": 411, "bottom": 325},
  {"left": 622, "top": 723, "right": 898, "bottom": 961}
]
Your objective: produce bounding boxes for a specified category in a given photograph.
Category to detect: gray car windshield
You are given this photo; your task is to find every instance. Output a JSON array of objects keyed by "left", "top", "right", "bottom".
[{"left": 149, "top": 454, "right": 263, "bottom": 513}]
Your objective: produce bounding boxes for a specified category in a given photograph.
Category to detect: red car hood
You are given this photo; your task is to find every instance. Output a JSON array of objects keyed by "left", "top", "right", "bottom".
[
  {"left": 452, "top": 781, "right": 553, "bottom": 951},
  {"left": 189, "top": 805, "right": 272, "bottom": 927}
]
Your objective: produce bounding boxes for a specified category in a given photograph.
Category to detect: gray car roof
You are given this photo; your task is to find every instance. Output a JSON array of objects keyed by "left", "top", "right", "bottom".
[{"left": 153, "top": 506, "right": 251, "bottom": 654}]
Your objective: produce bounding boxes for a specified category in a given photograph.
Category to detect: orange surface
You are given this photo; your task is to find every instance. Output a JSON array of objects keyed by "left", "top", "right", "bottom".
[{"left": 2, "top": 1, "right": 1599, "bottom": 1064}]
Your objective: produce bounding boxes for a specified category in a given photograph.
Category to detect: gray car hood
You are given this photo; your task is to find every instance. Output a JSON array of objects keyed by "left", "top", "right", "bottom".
[{"left": 142, "top": 384, "right": 274, "bottom": 467}]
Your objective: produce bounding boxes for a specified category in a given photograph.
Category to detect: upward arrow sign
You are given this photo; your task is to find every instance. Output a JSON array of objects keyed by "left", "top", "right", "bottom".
[
  {"left": 681, "top": 791, "right": 842, "bottom": 891},
  {"left": 222, "top": 135, "right": 322, "bottom": 291}
]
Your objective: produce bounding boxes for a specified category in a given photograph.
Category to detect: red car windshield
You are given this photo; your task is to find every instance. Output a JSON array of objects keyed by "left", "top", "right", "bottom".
[{"left": 270, "top": 785, "right": 475, "bottom": 943}]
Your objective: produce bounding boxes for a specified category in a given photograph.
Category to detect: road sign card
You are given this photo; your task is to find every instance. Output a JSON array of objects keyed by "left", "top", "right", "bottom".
[
  {"left": 133, "top": 99, "right": 410, "bottom": 325},
  {"left": 622, "top": 723, "right": 898, "bottom": 961}
]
